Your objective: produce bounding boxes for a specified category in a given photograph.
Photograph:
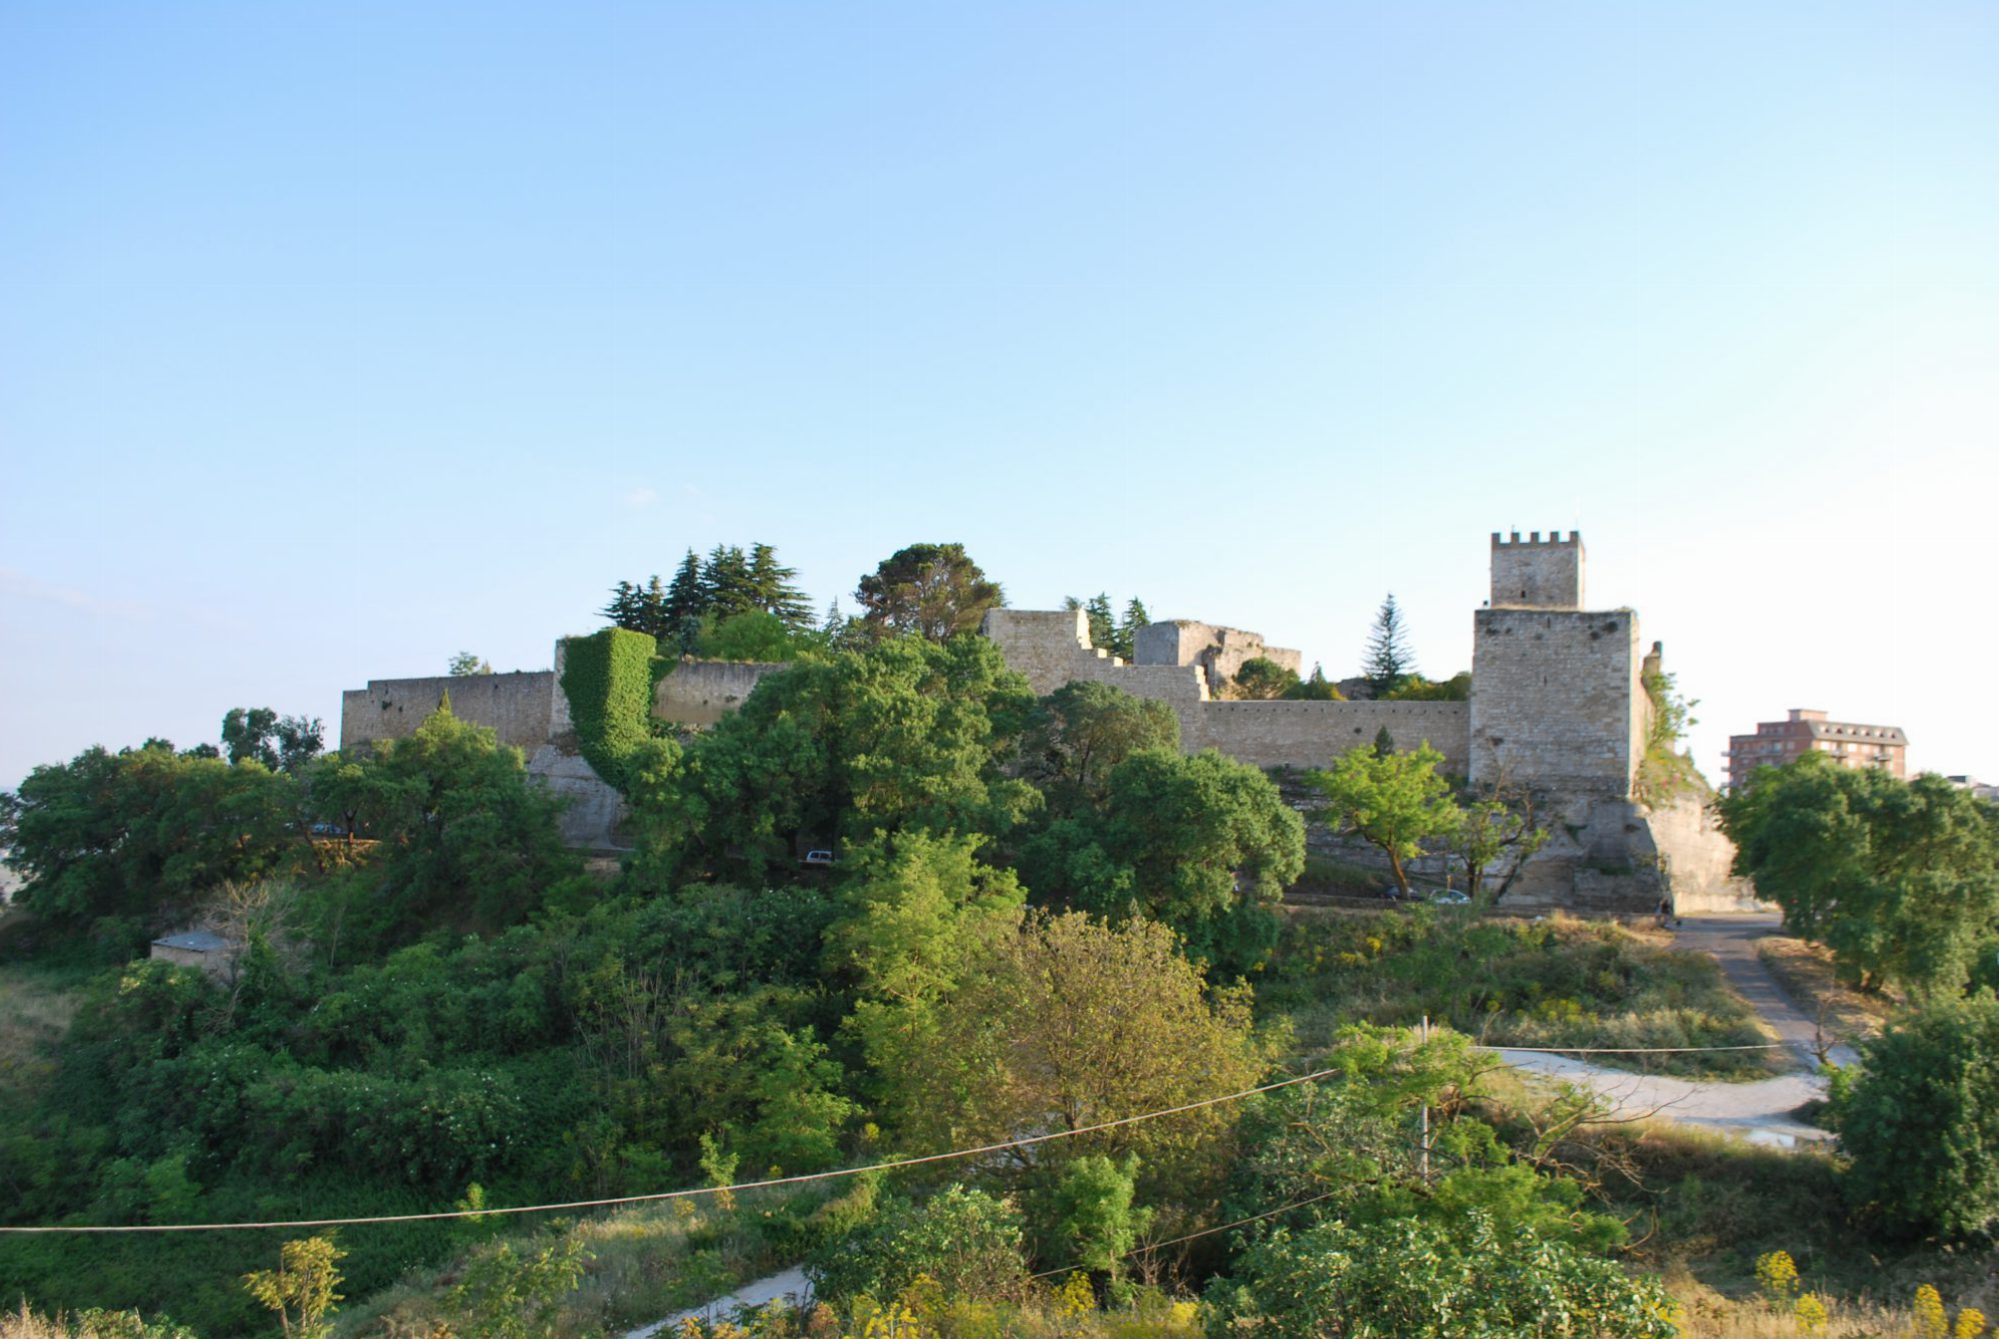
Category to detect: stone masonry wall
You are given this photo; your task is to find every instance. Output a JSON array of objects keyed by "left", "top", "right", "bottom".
[
  {"left": 1132, "top": 620, "right": 1302, "bottom": 695},
  {"left": 1468, "top": 608, "right": 1640, "bottom": 796},
  {"left": 654, "top": 661, "right": 789, "bottom": 727},
  {"left": 982, "top": 610, "right": 1209, "bottom": 701},
  {"left": 1181, "top": 700, "right": 1470, "bottom": 773},
  {"left": 339, "top": 671, "right": 557, "bottom": 752}
]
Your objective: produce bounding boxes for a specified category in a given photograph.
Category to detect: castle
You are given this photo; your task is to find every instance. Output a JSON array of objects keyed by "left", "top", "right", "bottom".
[{"left": 338, "top": 531, "right": 1752, "bottom": 912}]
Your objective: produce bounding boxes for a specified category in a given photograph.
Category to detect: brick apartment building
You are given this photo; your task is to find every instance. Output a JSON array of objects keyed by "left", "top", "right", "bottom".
[{"left": 1725, "top": 708, "right": 1908, "bottom": 791}]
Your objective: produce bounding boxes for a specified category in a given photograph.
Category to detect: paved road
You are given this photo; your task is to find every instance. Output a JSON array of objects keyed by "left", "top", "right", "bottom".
[
  {"left": 1670, "top": 913, "right": 1860, "bottom": 1068},
  {"left": 622, "top": 1266, "right": 812, "bottom": 1339}
]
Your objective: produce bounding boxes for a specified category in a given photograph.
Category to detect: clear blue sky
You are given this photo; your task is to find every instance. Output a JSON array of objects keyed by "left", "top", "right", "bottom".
[{"left": 4, "top": 2, "right": 1995, "bottom": 790}]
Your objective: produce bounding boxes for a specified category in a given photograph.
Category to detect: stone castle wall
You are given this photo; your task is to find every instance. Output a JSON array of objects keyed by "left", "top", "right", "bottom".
[
  {"left": 654, "top": 661, "right": 789, "bottom": 727},
  {"left": 1490, "top": 530, "right": 1584, "bottom": 608},
  {"left": 1182, "top": 700, "right": 1470, "bottom": 773},
  {"left": 338, "top": 671, "right": 557, "bottom": 753},
  {"left": 1133, "top": 620, "right": 1303, "bottom": 694},
  {"left": 984, "top": 608, "right": 1466, "bottom": 772}
]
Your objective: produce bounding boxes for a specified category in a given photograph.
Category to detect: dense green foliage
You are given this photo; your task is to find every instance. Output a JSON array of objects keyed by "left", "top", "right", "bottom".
[
  {"left": 1227, "top": 657, "right": 1298, "bottom": 700},
  {"left": 1835, "top": 993, "right": 1999, "bottom": 1241},
  {"left": 1, "top": 742, "right": 302, "bottom": 956},
  {"left": 557, "top": 627, "right": 667, "bottom": 790},
  {"left": 1204, "top": 1214, "right": 1678, "bottom": 1338},
  {"left": 1379, "top": 670, "right": 1472, "bottom": 701},
  {"left": 1279, "top": 664, "right": 1344, "bottom": 700},
  {"left": 604, "top": 543, "right": 814, "bottom": 651},
  {"left": 1721, "top": 754, "right": 1999, "bottom": 995},
  {"left": 807, "top": 1185, "right": 1027, "bottom": 1304},
  {"left": 1307, "top": 742, "right": 1458, "bottom": 896}
]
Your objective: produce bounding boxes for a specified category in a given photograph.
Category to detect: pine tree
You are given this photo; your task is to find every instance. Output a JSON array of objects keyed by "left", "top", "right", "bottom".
[
  {"left": 1116, "top": 598, "right": 1150, "bottom": 660},
  {"left": 746, "top": 542, "right": 815, "bottom": 629},
  {"left": 1364, "top": 594, "right": 1416, "bottom": 695},
  {"left": 702, "top": 545, "right": 755, "bottom": 618},
  {"left": 663, "top": 550, "right": 705, "bottom": 625},
  {"left": 1084, "top": 593, "right": 1116, "bottom": 652}
]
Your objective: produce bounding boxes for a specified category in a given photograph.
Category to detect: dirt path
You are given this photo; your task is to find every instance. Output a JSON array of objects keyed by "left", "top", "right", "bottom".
[{"left": 1497, "top": 912, "right": 1853, "bottom": 1147}]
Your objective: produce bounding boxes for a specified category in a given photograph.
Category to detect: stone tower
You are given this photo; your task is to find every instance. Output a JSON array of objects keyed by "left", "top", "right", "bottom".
[
  {"left": 1468, "top": 530, "right": 1643, "bottom": 797},
  {"left": 1488, "top": 529, "right": 1584, "bottom": 609}
]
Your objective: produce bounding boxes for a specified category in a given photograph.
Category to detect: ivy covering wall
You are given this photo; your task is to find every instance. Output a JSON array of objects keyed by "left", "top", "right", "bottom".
[{"left": 559, "top": 628, "right": 663, "bottom": 789}]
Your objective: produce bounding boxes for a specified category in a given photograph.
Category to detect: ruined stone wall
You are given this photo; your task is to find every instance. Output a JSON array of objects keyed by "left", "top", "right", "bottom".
[
  {"left": 1468, "top": 608, "right": 1640, "bottom": 796},
  {"left": 1637, "top": 793, "right": 1767, "bottom": 913},
  {"left": 654, "top": 660, "right": 789, "bottom": 727},
  {"left": 1180, "top": 701, "right": 1471, "bottom": 773},
  {"left": 1133, "top": 620, "right": 1301, "bottom": 695},
  {"left": 982, "top": 609, "right": 1208, "bottom": 701},
  {"left": 339, "top": 671, "right": 557, "bottom": 752}
]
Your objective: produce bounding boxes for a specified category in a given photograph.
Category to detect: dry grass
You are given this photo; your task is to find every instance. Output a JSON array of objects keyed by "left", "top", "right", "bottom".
[
  {"left": 1665, "top": 1269, "right": 1994, "bottom": 1338},
  {"left": 0, "top": 1302, "right": 193, "bottom": 1339},
  {"left": 335, "top": 1186, "right": 831, "bottom": 1339},
  {"left": 0, "top": 963, "right": 85, "bottom": 1097},
  {"left": 1755, "top": 938, "right": 1898, "bottom": 1049}
]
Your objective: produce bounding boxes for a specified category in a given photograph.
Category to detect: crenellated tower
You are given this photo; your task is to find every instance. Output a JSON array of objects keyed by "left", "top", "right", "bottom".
[{"left": 1488, "top": 529, "right": 1584, "bottom": 609}]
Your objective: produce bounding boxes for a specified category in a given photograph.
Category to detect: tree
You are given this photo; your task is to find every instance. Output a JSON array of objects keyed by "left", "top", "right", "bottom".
[
  {"left": 1720, "top": 756, "right": 1999, "bottom": 995},
  {"left": 631, "top": 635, "right": 1037, "bottom": 885},
  {"left": 222, "top": 709, "right": 323, "bottom": 773},
  {"left": 448, "top": 651, "right": 493, "bottom": 676},
  {"left": 1282, "top": 664, "right": 1345, "bottom": 701},
  {"left": 1018, "top": 680, "right": 1181, "bottom": 808},
  {"left": 305, "top": 702, "right": 576, "bottom": 946},
  {"left": 242, "top": 1235, "right": 345, "bottom": 1339},
  {"left": 1454, "top": 792, "right": 1550, "bottom": 898},
  {"left": 449, "top": 1238, "right": 591, "bottom": 1339},
  {"left": 701, "top": 543, "right": 757, "bottom": 618},
  {"left": 1364, "top": 593, "right": 1416, "bottom": 695},
  {"left": 1041, "top": 1154, "right": 1151, "bottom": 1283},
  {"left": 1836, "top": 993, "right": 1999, "bottom": 1241},
  {"left": 5, "top": 740, "right": 299, "bottom": 945},
  {"left": 1382, "top": 670, "right": 1473, "bottom": 701},
  {"left": 746, "top": 542, "right": 815, "bottom": 629},
  {"left": 1308, "top": 742, "right": 1461, "bottom": 896},
  {"left": 855, "top": 543, "right": 1003, "bottom": 641},
  {"left": 1116, "top": 597, "right": 1150, "bottom": 661},
  {"left": 808, "top": 1184, "right": 1028, "bottom": 1305},
  {"left": 879, "top": 911, "right": 1264, "bottom": 1177},
  {"left": 1230, "top": 657, "right": 1300, "bottom": 700},
  {"left": 1083, "top": 593, "right": 1116, "bottom": 652},
  {"left": 663, "top": 549, "right": 705, "bottom": 626}
]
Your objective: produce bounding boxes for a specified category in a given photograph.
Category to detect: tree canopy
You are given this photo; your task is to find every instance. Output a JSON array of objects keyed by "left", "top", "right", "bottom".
[
  {"left": 1308, "top": 741, "right": 1460, "bottom": 895},
  {"left": 855, "top": 543, "right": 1003, "bottom": 641},
  {"left": 1720, "top": 755, "right": 1999, "bottom": 995}
]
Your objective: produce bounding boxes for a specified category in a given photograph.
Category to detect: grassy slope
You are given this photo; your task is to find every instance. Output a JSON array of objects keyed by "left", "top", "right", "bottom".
[{"left": 1258, "top": 906, "right": 1780, "bottom": 1078}]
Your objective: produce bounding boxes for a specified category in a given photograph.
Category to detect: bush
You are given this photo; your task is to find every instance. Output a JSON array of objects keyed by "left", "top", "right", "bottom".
[
  {"left": 807, "top": 1184, "right": 1027, "bottom": 1304},
  {"left": 1203, "top": 1213, "right": 1677, "bottom": 1338},
  {"left": 1838, "top": 993, "right": 1999, "bottom": 1241}
]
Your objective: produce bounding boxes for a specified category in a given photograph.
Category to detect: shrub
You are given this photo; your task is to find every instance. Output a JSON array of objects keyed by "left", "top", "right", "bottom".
[
  {"left": 1203, "top": 1213, "right": 1678, "bottom": 1339},
  {"left": 807, "top": 1184, "right": 1027, "bottom": 1304},
  {"left": 1837, "top": 993, "right": 1999, "bottom": 1241}
]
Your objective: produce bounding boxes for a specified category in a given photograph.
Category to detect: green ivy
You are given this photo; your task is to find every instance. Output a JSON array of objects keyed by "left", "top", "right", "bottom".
[{"left": 560, "top": 628, "right": 661, "bottom": 789}]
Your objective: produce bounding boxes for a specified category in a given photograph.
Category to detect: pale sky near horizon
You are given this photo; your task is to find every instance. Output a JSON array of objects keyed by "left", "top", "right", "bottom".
[{"left": 3, "top": 3, "right": 1995, "bottom": 793}]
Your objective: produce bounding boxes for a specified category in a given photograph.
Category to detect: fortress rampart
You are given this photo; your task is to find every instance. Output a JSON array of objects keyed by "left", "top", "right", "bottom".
[{"left": 336, "top": 531, "right": 1754, "bottom": 912}]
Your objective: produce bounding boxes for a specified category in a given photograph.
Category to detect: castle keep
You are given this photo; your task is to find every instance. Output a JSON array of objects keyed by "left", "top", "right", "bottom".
[{"left": 338, "top": 531, "right": 1751, "bottom": 912}]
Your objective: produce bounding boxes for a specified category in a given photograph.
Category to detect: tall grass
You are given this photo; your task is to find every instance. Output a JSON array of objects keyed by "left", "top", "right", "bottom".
[{"left": 1260, "top": 907, "right": 1778, "bottom": 1077}]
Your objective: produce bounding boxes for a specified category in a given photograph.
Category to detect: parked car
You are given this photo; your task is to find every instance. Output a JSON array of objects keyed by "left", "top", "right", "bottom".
[
  {"left": 802, "top": 850, "right": 835, "bottom": 867},
  {"left": 1429, "top": 890, "right": 1472, "bottom": 906}
]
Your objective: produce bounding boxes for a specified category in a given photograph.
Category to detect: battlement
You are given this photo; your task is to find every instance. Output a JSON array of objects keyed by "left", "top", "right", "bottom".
[{"left": 1490, "top": 529, "right": 1585, "bottom": 609}]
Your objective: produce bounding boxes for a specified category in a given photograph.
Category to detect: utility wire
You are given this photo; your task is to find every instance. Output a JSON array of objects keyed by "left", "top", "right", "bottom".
[
  {"left": 0, "top": 1035, "right": 1796, "bottom": 1236},
  {"left": 0, "top": 1063, "right": 1348, "bottom": 1236},
  {"left": 1027, "top": 1189, "right": 1348, "bottom": 1281}
]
